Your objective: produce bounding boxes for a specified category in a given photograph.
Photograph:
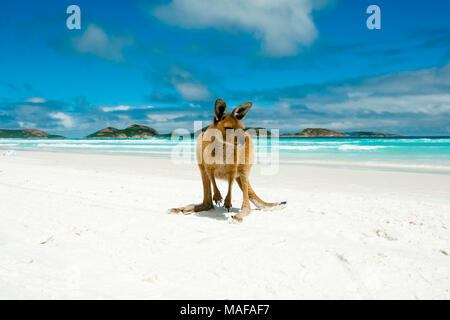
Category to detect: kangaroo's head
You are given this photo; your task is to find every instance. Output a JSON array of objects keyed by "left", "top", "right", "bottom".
[{"left": 213, "top": 99, "right": 252, "bottom": 132}]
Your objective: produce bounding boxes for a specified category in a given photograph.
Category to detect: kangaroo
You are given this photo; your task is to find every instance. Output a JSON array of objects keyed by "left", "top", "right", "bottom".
[{"left": 170, "top": 98, "right": 286, "bottom": 222}]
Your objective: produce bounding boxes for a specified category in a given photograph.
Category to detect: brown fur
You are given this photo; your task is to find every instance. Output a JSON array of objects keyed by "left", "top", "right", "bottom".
[{"left": 170, "top": 99, "right": 286, "bottom": 222}]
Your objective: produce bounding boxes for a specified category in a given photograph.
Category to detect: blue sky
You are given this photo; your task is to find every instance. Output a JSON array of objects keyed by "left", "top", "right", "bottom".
[{"left": 1, "top": 0, "right": 449, "bottom": 137}]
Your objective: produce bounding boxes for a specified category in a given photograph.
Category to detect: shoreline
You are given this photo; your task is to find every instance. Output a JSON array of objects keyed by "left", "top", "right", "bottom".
[
  {"left": 2, "top": 135, "right": 450, "bottom": 140},
  {"left": 2, "top": 148, "right": 450, "bottom": 176}
]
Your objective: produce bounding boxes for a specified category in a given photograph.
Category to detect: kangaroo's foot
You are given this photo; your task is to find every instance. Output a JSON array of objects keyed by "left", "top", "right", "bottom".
[
  {"left": 232, "top": 206, "right": 250, "bottom": 222},
  {"left": 169, "top": 202, "right": 214, "bottom": 214},
  {"left": 213, "top": 191, "right": 223, "bottom": 206},
  {"left": 231, "top": 213, "right": 243, "bottom": 222}
]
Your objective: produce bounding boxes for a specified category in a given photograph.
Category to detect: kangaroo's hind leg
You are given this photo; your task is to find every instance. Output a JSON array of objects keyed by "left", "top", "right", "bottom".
[
  {"left": 169, "top": 165, "right": 214, "bottom": 214},
  {"left": 235, "top": 177, "right": 286, "bottom": 210},
  {"left": 224, "top": 174, "right": 234, "bottom": 212},
  {"left": 232, "top": 172, "right": 251, "bottom": 222},
  {"left": 205, "top": 167, "right": 223, "bottom": 206}
]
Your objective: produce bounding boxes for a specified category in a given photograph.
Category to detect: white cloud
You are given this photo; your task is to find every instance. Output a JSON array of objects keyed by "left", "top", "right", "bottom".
[
  {"left": 166, "top": 67, "right": 211, "bottom": 101},
  {"left": 72, "top": 24, "right": 133, "bottom": 61},
  {"left": 147, "top": 113, "right": 184, "bottom": 122},
  {"left": 172, "top": 81, "right": 210, "bottom": 101},
  {"left": 306, "top": 94, "right": 450, "bottom": 115},
  {"left": 26, "top": 97, "right": 46, "bottom": 103},
  {"left": 49, "top": 112, "right": 75, "bottom": 129},
  {"left": 239, "top": 63, "right": 450, "bottom": 135},
  {"left": 16, "top": 121, "right": 37, "bottom": 128},
  {"left": 153, "top": 0, "right": 329, "bottom": 56},
  {"left": 333, "top": 63, "right": 450, "bottom": 96},
  {"left": 101, "top": 105, "right": 154, "bottom": 112},
  {"left": 299, "top": 63, "right": 450, "bottom": 116}
]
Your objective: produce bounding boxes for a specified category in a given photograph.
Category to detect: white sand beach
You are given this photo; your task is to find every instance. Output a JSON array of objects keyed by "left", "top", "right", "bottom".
[{"left": 0, "top": 150, "right": 449, "bottom": 299}]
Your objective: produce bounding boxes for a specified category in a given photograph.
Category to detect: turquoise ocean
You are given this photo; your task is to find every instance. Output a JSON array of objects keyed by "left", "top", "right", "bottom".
[{"left": 1, "top": 137, "right": 450, "bottom": 174}]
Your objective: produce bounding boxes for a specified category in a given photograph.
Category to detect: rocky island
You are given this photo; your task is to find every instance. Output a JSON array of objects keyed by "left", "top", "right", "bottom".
[
  {"left": 279, "top": 128, "right": 404, "bottom": 138},
  {"left": 346, "top": 131, "right": 404, "bottom": 138},
  {"left": 85, "top": 124, "right": 159, "bottom": 139},
  {"left": 280, "top": 128, "right": 349, "bottom": 137},
  {"left": 2, "top": 125, "right": 404, "bottom": 140},
  {"left": 0, "top": 129, "right": 65, "bottom": 139}
]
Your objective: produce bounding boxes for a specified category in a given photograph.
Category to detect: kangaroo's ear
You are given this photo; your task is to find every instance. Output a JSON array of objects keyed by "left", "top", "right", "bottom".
[
  {"left": 214, "top": 99, "right": 227, "bottom": 122},
  {"left": 232, "top": 102, "right": 252, "bottom": 120}
]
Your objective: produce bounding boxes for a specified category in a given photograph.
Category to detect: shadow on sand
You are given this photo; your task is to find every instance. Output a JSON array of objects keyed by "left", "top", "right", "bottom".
[{"left": 193, "top": 206, "right": 240, "bottom": 221}]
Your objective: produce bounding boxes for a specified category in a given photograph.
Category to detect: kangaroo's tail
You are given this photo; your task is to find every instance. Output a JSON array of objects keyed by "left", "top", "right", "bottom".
[{"left": 235, "top": 177, "right": 286, "bottom": 210}]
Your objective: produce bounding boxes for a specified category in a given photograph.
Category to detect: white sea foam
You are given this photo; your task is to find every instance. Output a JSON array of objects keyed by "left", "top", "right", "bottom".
[
  {"left": 0, "top": 143, "right": 19, "bottom": 147},
  {"left": 35, "top": 143, "right": 177, "bottom": 149},
  {"left": 280, "top": 145, "right": 326, "bottom": 150},
  {"left": 281, "top": 159, "right": 450, "bottom": 173},
  {"left": 338, "top": 145, "right": 386, "bottom": 150},
  {"left": 278, "top": 140, "right": 348, "bottom": 145},
  {"left": 279, "top": 145, "right": 387, "bottom": 151}
]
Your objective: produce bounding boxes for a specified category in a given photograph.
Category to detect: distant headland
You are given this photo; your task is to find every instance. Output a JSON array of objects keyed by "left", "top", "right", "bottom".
[
  {"left": 280, "top": 128, "right": 348, "bottom": 137},
  {"left": 0, "top": 125, "right": 404, "bottom": 139},
  {"left": 0, "top": 129, "right": 65, "bottom": 139},
  {"left": 280, "top": 128, "right": 404, "bottom": 138},
  {"left": 85, "top": 124, "right": 159, "bottom": 139}
]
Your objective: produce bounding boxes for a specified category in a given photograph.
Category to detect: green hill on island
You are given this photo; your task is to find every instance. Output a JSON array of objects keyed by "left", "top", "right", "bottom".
[
  {"left": 281, "top": 128, "right": 349, "bottom": 137},
  {"left": 2, "top": 125, "right": 404, "bottom": 140},
  {"left": 280, "top": 128, "right": 403, "bottom": 138},
  {"left": 346, "top": 131, "right": 404, "bottom": 137},
  {"left": 0, "top": 129, "right": 65, "bottom": 139},
  {"left": 85, "top": 124, "right": 159, "bottom": 139}
]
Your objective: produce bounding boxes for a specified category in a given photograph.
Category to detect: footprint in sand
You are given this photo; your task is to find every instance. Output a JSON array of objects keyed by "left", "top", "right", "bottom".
[{"left": 375, "top": 229, "right": 397, "bottom": 241}]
